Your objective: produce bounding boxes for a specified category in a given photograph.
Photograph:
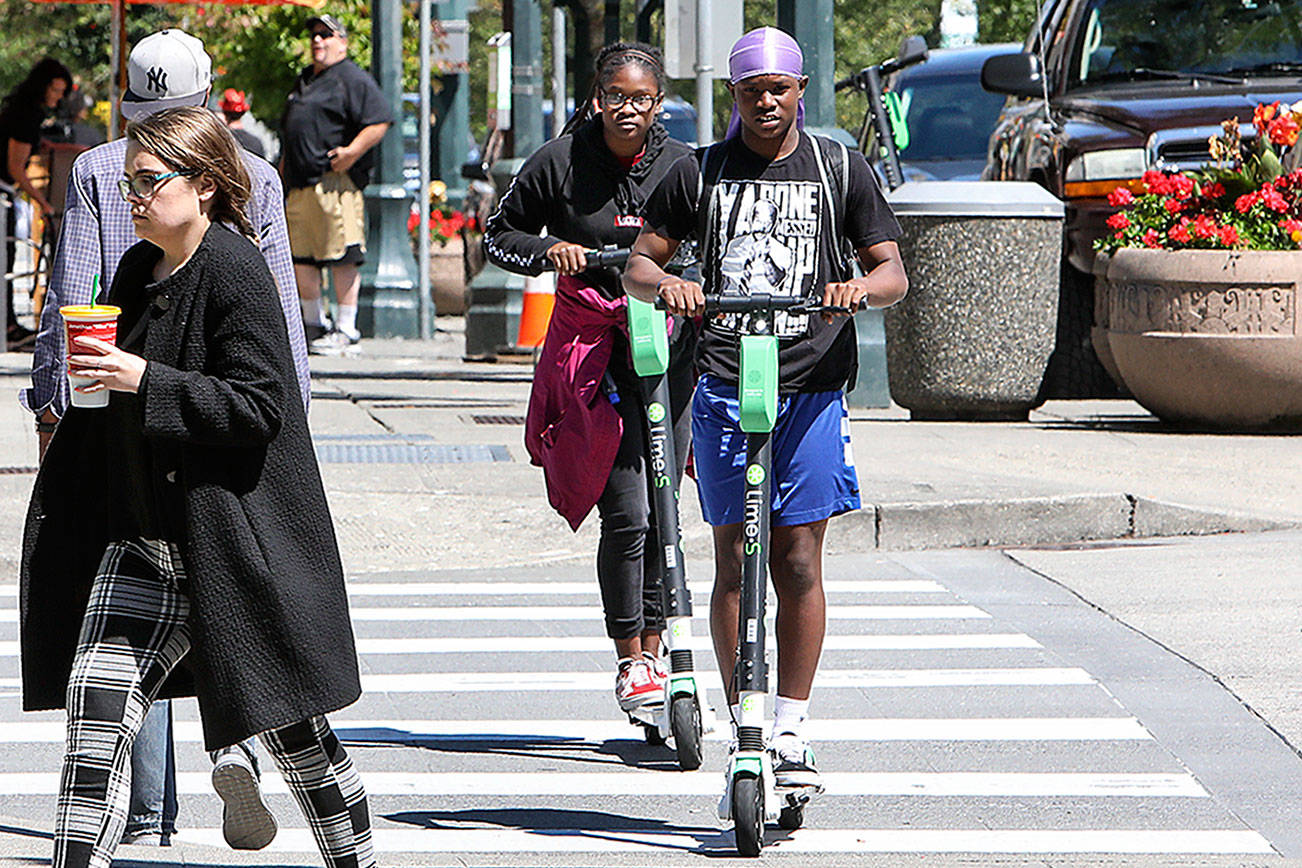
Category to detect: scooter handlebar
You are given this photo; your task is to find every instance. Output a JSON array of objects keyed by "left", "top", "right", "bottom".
[
  {"left": 653, "top": 294, "right": 867, "bottom": 315},
  {"left": 536, "top": 246, "right": 630, "bottom": 271}
]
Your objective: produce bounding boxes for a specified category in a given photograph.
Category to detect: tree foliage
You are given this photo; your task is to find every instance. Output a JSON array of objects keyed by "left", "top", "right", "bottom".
[{"left": 977, "top": 0, "right": 1038, "bottom": 44}]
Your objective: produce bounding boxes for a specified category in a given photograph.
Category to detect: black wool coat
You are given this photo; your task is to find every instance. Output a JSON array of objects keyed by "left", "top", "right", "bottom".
[{"left": 20, "top": 224, "right": 361, "bottom": 750}]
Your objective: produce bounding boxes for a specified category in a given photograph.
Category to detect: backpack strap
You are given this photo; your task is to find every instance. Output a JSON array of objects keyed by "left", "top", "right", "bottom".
[{"left": 810, "top": 134, "right": 859, "bottom": 280}]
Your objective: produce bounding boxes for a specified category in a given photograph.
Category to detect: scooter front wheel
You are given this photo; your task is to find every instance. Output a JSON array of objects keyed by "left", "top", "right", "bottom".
[
  {"left": 731, "top": 773, "right": 764, "bottom": 857},
  {"left": 670, "top": 695, "right": 703, "bottom": 770}
]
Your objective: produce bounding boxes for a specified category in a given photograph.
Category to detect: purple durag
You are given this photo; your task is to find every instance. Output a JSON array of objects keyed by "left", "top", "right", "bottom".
[{"left": 725, "top": 27, "right": 805, "bottom": 140}]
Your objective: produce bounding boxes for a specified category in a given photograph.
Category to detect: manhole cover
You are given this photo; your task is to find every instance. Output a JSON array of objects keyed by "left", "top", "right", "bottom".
[{"left": 315, "top": 443, "right": 512, "bottom": 464}]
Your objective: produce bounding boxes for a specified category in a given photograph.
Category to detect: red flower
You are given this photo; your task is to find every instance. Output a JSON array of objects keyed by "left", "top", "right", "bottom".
[
  {"left": 1169, "top": 221, "right": 1192, "bottom": 243},
  {"left": 1268, "top": 114, "right": 1300, "bottom": 147},
  {"left": 1142, "top": 229, "right": 1162, "bottom": 248},
  {"left": 1106, "top": 212, "right": 1131, "bottom": 230},
  {"left": 1170, "top": 174, "right": 1196, "bottom": 199},
  {"left": 1218, "top": 225, "right": 1239, "bottom": 246},
  {"left": 1236, "top": 192, "right": 1259, "bottom": 213},
  {"left": 1262, "top": 186, "right": 1289, "bottom": 212},
  {"left": 1107, "top": 187, "right": 1135, "bottom": 207},
  {"left": 1201, "top": 182, "right": 1225, "bottom": 199},
  {"left": 1193, "top": 214, "right": 1218, "bottom": 239},
  {"left": 1142, "top": 170, "right": 1175, "bottom": 196},
  {"left": 1164, "top": 197, "right": 1186, "bottom": 213},
  {"left": 1254, "top": 101, "right": 1280, "bottom": 135}
]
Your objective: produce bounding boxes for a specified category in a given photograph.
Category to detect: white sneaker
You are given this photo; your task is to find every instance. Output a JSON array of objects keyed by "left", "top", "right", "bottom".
[
  {"left": 642, "top": 651, "right": 668, "bottom": 690},
  {"left": 211, "top": 746, "right": 277, "bottom": 850},
  {"left": 309, "top": 327, "right": 361, "bottom": 356},
  {"left": 770, "top": 731, "right": 821, "bottom": 790},
  {"left": 615, "top": 657, "right": 660, "bottom": 711}
]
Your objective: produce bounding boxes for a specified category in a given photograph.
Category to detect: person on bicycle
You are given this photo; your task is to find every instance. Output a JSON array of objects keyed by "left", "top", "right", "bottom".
[
  {"left": 623, "top": 27, "right": 908, "bottom": 788},
  {"left": 483, "top": 42, "right": 694, "bottom": 713}
]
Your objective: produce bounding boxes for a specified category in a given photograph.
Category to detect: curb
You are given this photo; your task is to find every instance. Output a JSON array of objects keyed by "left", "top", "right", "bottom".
[{"left": 826, "top": 494, "right": 1298, "bottom": 552}]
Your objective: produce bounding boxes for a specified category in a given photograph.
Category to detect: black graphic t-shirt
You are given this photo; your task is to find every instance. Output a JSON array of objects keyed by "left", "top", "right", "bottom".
[{"left": 643, "top": 133, "right": 900, "bottom": 392}]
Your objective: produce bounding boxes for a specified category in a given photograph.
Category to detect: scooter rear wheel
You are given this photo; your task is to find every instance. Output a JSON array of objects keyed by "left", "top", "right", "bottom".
[
  {"left": 732, "top": 773, "right": 764, "bottom": 857},
  {"left": 778, "top": 803, "right": 804, "bottom": 830},
  {"left": 670, "top": 695, "right": 703, "bottom": 770},
  {"left": 642, "top": 723, "right": 666, "bottom": 746}
]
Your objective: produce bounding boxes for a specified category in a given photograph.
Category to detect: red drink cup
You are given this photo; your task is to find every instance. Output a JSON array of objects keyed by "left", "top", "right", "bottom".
[{"left": 60, "top": 304, "right": 121, "bottom": 408}]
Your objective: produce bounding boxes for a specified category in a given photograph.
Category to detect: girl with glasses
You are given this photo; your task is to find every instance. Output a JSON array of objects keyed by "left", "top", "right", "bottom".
[
  {"left": 483, "top": 42, "right": 696, "bottom": 714},
  {"left": 21, "top": 106, "right": 373, "bottom": 868}
]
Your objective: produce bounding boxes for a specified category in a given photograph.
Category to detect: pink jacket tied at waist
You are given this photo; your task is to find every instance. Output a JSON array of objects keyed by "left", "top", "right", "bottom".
[{"left": 525, "top": 274, "right": 628, "bottom": 530}]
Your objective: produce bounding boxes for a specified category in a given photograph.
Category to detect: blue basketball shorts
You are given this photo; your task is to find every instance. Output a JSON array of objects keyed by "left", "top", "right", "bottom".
[{"left": 691, "top": 374, "right": 861, "bottom": 528}]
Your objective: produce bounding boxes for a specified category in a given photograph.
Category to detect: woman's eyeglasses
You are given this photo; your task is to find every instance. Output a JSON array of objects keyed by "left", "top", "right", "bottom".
[
  {"left": 117, "top": 170, "right": 199, "bottom": 202},
  {"left": 599, "top": 92, "right": 661, "bottom": 112}
]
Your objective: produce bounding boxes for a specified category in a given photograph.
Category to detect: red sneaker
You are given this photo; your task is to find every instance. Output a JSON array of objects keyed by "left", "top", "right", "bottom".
[{"left": 615, "top": 657, "right": 661, "bottom": 711}]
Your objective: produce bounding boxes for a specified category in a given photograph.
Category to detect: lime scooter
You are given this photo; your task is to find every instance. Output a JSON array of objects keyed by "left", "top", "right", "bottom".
[
  {"left": 669, "top": 292, "right": 855, "bottom": 857},
  {"left": 537, "top": 246, "right": 708, "bottom": 770}
]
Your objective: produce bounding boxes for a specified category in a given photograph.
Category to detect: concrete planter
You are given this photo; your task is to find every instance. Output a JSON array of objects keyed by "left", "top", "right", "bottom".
[
  {"left": 1104, "top": 248, "right": 1302, "bottom": 429},
  {"left": 429, "top": 235, "right": 468, "bottom": 315},
  {"left": 885, "top": 181, "right": 1065, "bottom": 421},
  {"left": 1090, "top": 253, "right": 1127, "bottom": 391}
]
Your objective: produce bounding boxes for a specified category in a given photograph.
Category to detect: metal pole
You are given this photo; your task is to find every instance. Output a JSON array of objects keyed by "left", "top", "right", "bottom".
[
  {"left": 419, "top": 0, "right": 433, "bottom": 339},
  {"left": 435, "top": 0, "right": 470, "bottom": 210},
  {"left": 360, "top": 0, "right": 420, "bottom": 338},
  {"left": 779, "top": 0, "right": 834, "bottom": 128},
  {"left": 512, "top": 0, "right": 545, "bottom": 157},
  {"left": 695, "top": 0, "right": 713, "bottom": 145},
  {"left": 552, "top": 5, "right": 567, "bottom": 138},
  {"left": 109, "top": 0, "right": 124, "bottom": 140}
]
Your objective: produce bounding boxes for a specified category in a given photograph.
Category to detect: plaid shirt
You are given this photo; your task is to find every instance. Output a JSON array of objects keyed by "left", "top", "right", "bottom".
[{"left": 22, "top": 139, "right": 310, "bottom": 418}]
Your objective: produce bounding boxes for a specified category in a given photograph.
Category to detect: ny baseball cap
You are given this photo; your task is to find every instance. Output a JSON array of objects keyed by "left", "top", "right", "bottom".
[
  {"left": 120, "top": 29, "right": 212, "bottom": 120},
  {"left": 306, "top": 14, "right": 348, "bottom": 37}
]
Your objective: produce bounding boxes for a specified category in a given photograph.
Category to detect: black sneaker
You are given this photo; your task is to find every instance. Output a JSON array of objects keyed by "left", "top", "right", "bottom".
[
  {"left": 303, "top": 322, "right": 330, "bottom": 343},
  {"left": 770, "top": 731, "right": 822, "bottom": 790},
  {"left": 7, "top": 323, "right": 36, "bottom": 351}
]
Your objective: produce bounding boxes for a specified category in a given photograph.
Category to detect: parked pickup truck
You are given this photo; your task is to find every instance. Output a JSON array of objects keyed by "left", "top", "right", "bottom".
[{"left": 980, "top": 0, "right": 1302, "bottom": 396}]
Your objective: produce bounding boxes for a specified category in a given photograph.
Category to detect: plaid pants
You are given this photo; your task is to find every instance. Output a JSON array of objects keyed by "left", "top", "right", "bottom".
[{"left": 54, "top": 539, "right": 374, "bottom": 868}]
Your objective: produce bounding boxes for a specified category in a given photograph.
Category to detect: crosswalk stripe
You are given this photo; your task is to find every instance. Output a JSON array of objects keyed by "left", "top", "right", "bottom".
[
  {"left": 170, "top": 827, "right": 1274, "bottom": 854},
  {"left": 0, "top": 606, "right": 989, "bottom": 624},
  {"left": 355, "top": 668, "right": 1093, "bottom": 693},
  {"left": 0, "top": 717, "right": 1153, "bottom": 743},
  {"left": 0, "top": 580, "right": 948, "bottom": 597},
  {"left": 0, "top": 771, "right": 1207, "bottom": 797},
  {"left": 345, "top": 605, "right": 990, "bottom": 622},
  {"left": 0, "top": 633, "right": 1042, "bottom": 657}
]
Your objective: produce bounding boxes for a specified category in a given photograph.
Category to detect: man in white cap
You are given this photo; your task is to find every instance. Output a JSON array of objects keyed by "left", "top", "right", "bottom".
[{"left": 22, "top": 28, "right": 302, "bottom": 851}]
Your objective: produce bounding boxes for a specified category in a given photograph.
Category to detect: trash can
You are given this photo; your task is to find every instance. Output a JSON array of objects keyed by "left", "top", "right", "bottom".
[{"left": 884, "top": 181, "right": 1064, "bottom": 421}]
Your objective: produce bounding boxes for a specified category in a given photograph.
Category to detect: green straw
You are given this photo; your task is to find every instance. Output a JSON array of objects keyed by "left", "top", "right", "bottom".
[{"left": 90, "top": 274, "right": 100, "bottom": 307}]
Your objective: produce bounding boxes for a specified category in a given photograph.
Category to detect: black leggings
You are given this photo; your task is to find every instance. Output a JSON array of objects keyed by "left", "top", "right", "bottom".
[{"left": 594, "top": 330, "right": 694, "bottom": 640}]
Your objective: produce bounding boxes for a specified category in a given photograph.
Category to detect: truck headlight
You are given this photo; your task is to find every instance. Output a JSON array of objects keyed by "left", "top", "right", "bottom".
[{"left": 1064, "top": 148, "right": 1148, "bottom": 198}]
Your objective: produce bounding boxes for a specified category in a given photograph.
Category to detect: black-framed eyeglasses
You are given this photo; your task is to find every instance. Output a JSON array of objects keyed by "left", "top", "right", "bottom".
[
  {"left": 599, "top": 91, "right": 661, "bottom": 112},
  {"left": 117, "top": 170, "right": 199, "bottom": 202}
]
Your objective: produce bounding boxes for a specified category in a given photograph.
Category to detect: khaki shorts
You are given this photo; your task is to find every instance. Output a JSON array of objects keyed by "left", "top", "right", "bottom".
[{"left": 285, "top": 172, "right": 366, "bottom": 265}]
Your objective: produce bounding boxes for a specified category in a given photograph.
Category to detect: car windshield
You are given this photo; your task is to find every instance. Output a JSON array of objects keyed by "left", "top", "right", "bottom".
[
  {"left": 896, "top": 75, "right": 1008, "bottom": 161},
  {"left": 1074, "top": 0, "right": 1302, "bottom": 84}
]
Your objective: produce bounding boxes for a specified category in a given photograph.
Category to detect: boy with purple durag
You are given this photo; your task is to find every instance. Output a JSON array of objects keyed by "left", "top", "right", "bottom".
[{"left": 624, "top": 26, "right": 908, "bottom": 789}]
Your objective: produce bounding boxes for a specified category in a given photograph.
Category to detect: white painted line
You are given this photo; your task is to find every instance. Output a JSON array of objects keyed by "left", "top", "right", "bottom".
[
  {"left": 0, "top": 604, "right": 988, "bottom": 624},
  {"left": 0, "top": 771, "right": 1205, "bottom": 798},
  {"left": 0, "top": 717, "right": 1152, "bottom": 744},
  {"left": 341, "top": 605, "right": 990, "bottom": 622},
  {"left": 170, "top": 827, "right": 1274, "bottom": 855},
  {"left": 335, "top": 580, "right": 949, "bottom": 596},
  {"left": 356, "top": 668, "right": 1093, "bottom": 692},
  {"left": 0, "top": 633, "right": 1043, "bottom": 657}
]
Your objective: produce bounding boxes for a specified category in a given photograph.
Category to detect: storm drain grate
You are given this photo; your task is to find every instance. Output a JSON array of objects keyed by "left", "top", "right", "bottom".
[
  {"left": 315, "top": 443, "right": 512, "bottom": 464},
  {"left": 0, "top": 466, "right": 36, "bottom": 475},
  {"left": 471, "top": 414, "right": 526, "bottom": 425}
]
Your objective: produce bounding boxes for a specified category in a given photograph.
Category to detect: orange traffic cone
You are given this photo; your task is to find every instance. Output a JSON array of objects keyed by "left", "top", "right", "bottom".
[{"left": 515, "top": 272, "right": 556, "bottom": 349}]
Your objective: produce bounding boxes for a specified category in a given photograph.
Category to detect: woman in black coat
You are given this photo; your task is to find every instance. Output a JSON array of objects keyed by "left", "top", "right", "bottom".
[{"left": 19, "top": 106, "right": 372, "bottom": 868}]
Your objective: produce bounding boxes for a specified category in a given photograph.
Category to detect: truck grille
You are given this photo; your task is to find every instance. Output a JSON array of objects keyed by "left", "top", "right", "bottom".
[{"left": 1149, "top": 123, "right": 1255, "bottom": 173}]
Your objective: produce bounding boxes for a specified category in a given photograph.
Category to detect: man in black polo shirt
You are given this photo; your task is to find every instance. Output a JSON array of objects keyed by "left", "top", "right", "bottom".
[{"left": 282, "top": 13, "right": 392, "bottom": 354}]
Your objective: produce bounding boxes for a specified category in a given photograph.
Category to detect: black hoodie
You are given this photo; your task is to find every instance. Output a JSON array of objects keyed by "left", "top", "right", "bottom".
[{"left": 483, "top": 116, "right": 691, "bottom": 299}]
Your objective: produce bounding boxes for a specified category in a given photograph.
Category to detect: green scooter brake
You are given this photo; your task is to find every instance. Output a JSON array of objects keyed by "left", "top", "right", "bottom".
[
  {"left": 884, "top": 91, "right": 910, "bottom": 151},
  {"left": 627, "top": 295, "right": 670, "bottom": 377},
  {"left": 738, "top": 335, "right": 779, "bottom": 433}
]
